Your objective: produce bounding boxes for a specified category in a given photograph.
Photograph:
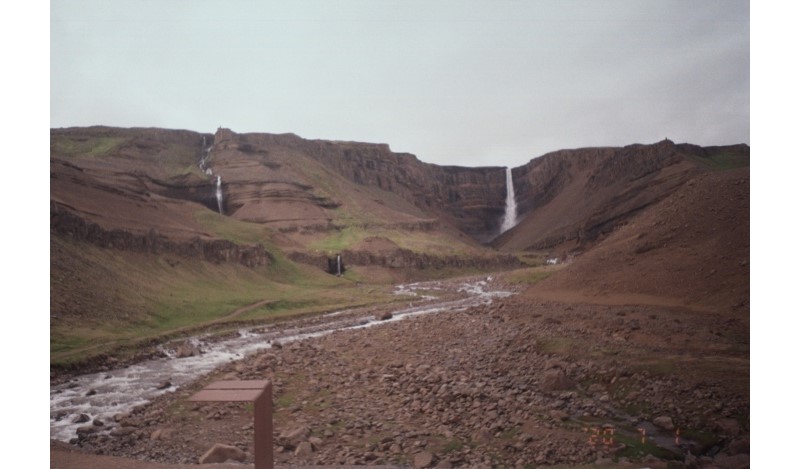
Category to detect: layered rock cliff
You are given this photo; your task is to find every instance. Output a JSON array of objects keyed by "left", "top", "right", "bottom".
[
  {"left": 209, "top": 129, "right": 509, "bottom": 242},
  {"left": 51, "top": 126, "right": 749, "bottom": 259},
  {"left": 51, "top": 202, "right": 273, "bottom": 267}
]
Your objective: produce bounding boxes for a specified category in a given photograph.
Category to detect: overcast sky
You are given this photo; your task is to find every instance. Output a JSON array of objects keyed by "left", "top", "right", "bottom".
[{"left": 50, "top": 0, "right": 749, "bottom": 168}]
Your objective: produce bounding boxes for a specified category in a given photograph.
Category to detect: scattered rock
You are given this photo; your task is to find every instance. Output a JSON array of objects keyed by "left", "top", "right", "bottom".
[
  {"left": 198, "top": 443, "right": 247, "bottom": 464},
  {"left": 66, "top": 277, "right": 749, "bottom": 469},
  {"left": 72, "top": 413, "right": 91, "bottom": 424}
]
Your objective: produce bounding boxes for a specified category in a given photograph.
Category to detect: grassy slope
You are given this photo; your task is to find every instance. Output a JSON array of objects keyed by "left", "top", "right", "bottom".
[{"left": 50, "top": 235, "right": 399, "bottom": 366}]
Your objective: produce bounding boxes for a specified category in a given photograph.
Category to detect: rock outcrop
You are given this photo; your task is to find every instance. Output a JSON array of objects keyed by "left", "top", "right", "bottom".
[
  {"left": 51, "top": 202, "right": 273, "bottom": 268},
  {"left": 288, "top": 248, "right": 522, "bottom": 272}
]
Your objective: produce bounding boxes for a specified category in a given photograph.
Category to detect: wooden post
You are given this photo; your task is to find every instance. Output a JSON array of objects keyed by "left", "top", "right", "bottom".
[{"left": 190, "top": 380, "right": 273, "bottom": 469}]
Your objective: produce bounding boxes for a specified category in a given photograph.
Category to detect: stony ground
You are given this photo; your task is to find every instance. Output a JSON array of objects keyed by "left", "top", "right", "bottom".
[{"left": 68, "top": 275, "right": 749, "bottom": 469}]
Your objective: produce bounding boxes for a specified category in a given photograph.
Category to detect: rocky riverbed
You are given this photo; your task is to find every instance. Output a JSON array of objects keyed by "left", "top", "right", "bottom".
[{"left": 62, "top": 276, "right": 749, "bottom": 468}]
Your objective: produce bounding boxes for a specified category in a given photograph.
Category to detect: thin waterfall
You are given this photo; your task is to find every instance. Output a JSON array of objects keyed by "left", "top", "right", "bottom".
[
  {"left": 499, "top": 167, "right": 518, "bottom": 233},
  {"left": 199, "top": 137, "right": 214, "bottom": 175},
  {"left": 337, "top": 254, "right": 342, "bottom": 276},
  {"left": 215, "top": 176, "right": 224, "bottom": 215}
]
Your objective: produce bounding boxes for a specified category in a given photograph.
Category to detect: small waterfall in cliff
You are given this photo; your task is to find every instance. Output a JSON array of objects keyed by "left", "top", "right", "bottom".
[
  {"left": 337, "top": 254, "right": 342, "bottom": 276},
  {"left": 215, "top": 176, "right": 224, "bottom": 215},
  {"left": 499, "top": 167, "right": 518, "bottom": 233},
  {"left": 199, "top": 137, "right": 214, "bottom": 175}
]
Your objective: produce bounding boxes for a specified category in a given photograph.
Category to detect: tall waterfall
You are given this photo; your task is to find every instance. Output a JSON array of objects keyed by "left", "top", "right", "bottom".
[
  {"left": 499, "top": 167, "right": 518, "bottom": 233},
  {"left": 215, "top": 176, "right": 224, "bottom": 215}
]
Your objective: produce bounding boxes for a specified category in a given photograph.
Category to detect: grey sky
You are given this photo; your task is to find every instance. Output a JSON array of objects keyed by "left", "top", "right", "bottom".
[{"left": 50, "top": 0, "right": 749, "bottom": 168}]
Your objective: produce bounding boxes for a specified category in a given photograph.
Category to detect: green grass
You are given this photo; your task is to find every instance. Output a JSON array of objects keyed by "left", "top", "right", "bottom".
[
  {"left": 687, "top": 150, "right": 749, "bottom": 171},
  {"left": 506, "top": 266, "right": 555, "bottom": 285},
  {"left": 50, "top": 236, "right": 395, "bottom": 367},
  {"left": 612, "top": 431, "right": 681, "bottom": 461},
  {"left": 312, "top": 225, "right": 364, "bottom": 252},
  {"left": 441, "top": 438, "right": 464, "bottom": 453},
  {"left": 51, "top": 135, "right": 127, "bottom": 158},
  {"left": 310, "top": 223, "right": 480, "bottom": 257},
  {"left": 194, "top": 209, "right": 274, "bottom": 246},
  {"left": 275, "top": 394, "right": 295, "bottom": 409},
  {"left": 537, "top": 337, "right": 578, "bottom": 355}
]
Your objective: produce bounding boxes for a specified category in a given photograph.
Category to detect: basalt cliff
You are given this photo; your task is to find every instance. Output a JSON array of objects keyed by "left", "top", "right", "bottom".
[{"left": 51, "top": 126, "right": 748, "bottom": 254}]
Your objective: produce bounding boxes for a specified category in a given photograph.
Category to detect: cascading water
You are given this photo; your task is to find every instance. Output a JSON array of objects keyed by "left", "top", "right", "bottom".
[
  {"left": 336, "top": 254, "right": 342, "bottom": 276},
  {"left": 198, "top": 137, "right": 213, "bottom": 174},
  {"left": 215, "top": 176, "right": 224, "bottom": 215},
  {"left": 499, "top": 167, "right": 518, "bottom": 233}
]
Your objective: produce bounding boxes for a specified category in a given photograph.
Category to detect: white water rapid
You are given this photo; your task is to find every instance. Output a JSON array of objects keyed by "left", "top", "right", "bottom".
[
  {"left": 499, "top": 167, "right": 518, "bottom": 233},
  {"left": 50, "top": 278, "right": 513, "bottom": 442},
  {"left": 215, "top": 175, "right": 224, "bottom": 215}
]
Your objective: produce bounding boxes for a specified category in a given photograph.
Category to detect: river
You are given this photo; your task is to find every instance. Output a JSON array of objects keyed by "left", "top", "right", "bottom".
[{"left": 50, "top": 277, "right": 513, "bottom": 442}]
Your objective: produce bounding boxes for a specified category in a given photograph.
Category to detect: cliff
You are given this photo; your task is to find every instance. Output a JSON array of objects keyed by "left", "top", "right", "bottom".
[
  {"left": 494, "top": 139, "right": 749, "bottom": 252},
  {"left": 210, "top": 128, "right": 508, "bottom": 242}
]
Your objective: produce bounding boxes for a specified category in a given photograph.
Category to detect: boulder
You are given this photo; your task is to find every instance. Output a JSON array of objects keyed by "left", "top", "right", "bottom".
[
  {"left": 540, "top": 369, "right": 575, "bottom": 392},
  {"left": 308, "top": 436, "right": 323, "bottom": 449},
  {"left": 156, "top": 381, "right": 172, "bottom": 390},
  {"left": 379, "top": 311, "right": 393, "bottom": 321},
  {"left": 199, "top": 443, "right": 247, "bottom": 464},
  {"left": 150, "top": 428, "right": 175, "bottom": 440},
  {"left": 294, "top": 441, "right": 313, "bottom": 458},
  {"left": 414, "top": 450, "right": 435, "bottom": 468},
  {"left": 110, "top": 427, "right": 136, "bottom": 437},
  {"left": 76, "top": 425, "right": 99, "bottom": 436},
  {"left": 714, "top": 418, "right": 741, "bottom": 437},
  {"left": 175, "top": 344, "right": 199, "bottom": 358},
  {"left": 280, "top": 425, "right": 311, "bottom": 446},
  {"left": 654, "top": 415, "right": 675, "bottom": 430}
]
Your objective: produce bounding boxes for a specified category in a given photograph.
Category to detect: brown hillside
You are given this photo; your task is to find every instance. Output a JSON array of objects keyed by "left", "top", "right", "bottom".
[
  {"left": 527, "top": 167, "right": 750, "bottom": 313},
  {"left": 495, "top": 140, "right": 749, "bottom": 252}
]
